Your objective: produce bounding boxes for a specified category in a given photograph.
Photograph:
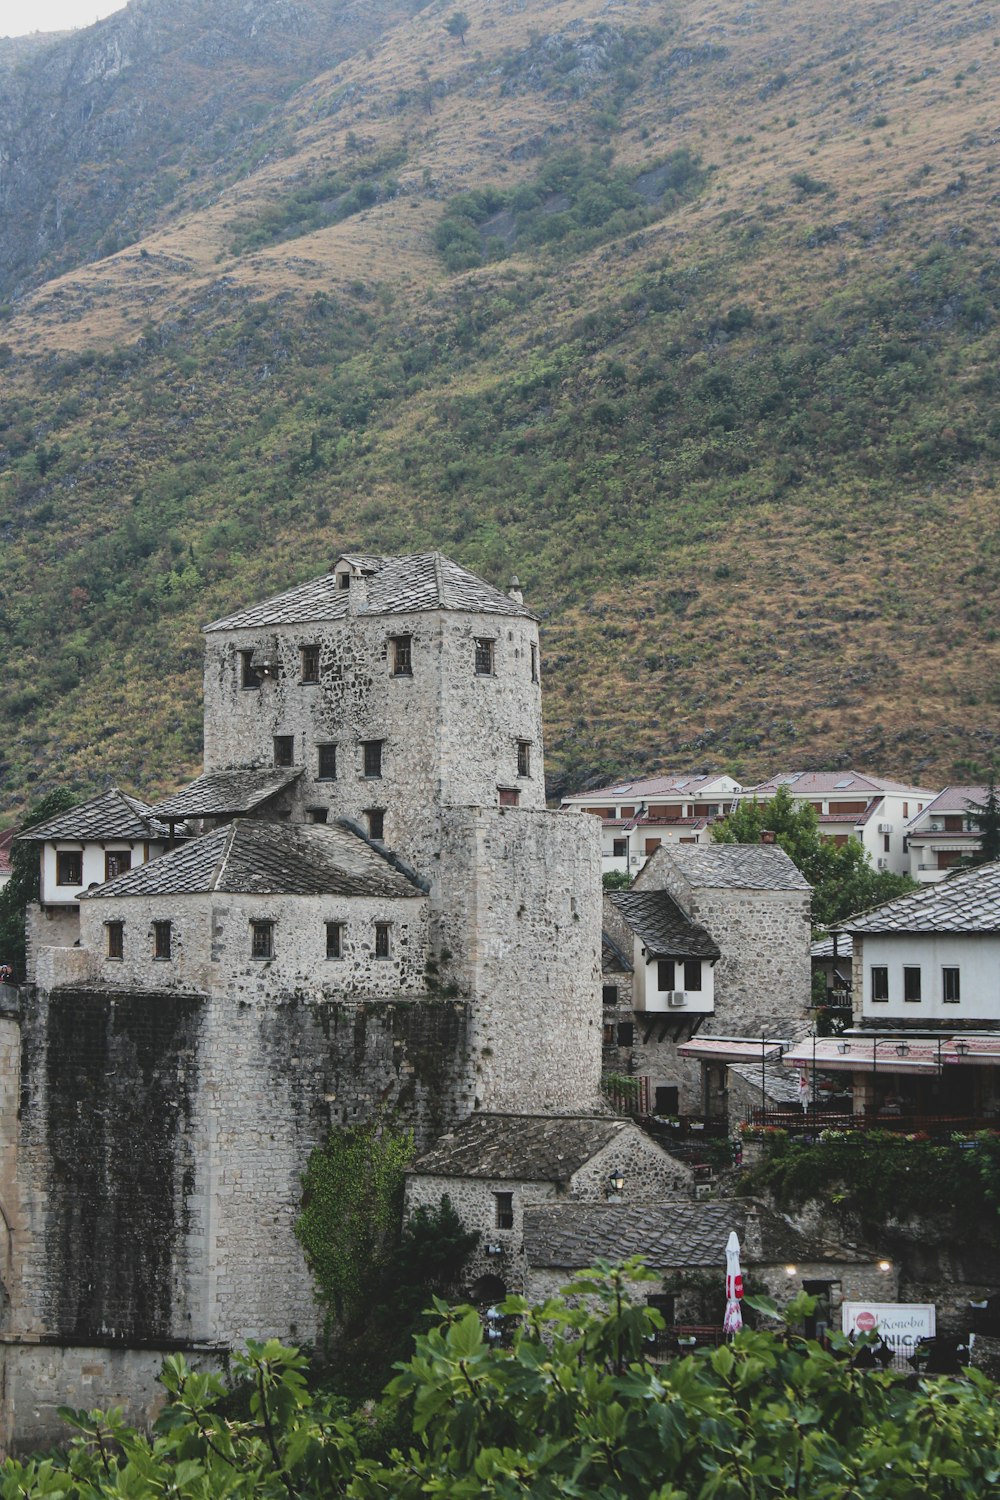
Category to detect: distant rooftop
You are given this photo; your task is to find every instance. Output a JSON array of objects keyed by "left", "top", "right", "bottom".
[
  {"left": 80, "top": 819, "right": 425, "bottom": 901},
  {"left": 842, "top": 859, "right": 1000, "bottom": 934},
  {"left": 908, "top": 786, "right": 989, "bottom": 828},
  {"left": 205, "top": 553, "right": 534, "bottom": 631},
  {"left": 563, "top": 771, "right": 739, "bottom": 802},
  {"left": 17, "top": 788, "right": 170, "bottom": 843},
  {"left": 749, "top": 770, "right": 937, "bottom": 797}
]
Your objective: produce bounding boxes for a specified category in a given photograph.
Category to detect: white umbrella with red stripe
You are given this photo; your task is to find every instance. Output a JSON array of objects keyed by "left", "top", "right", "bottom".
[{"left": 723, "top": 1230, "right": 744, "bottom": 1337}]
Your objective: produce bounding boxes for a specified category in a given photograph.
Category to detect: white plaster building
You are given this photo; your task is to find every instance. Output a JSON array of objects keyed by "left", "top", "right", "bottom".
[
  {"left": 905, "top": 786, "right": 988, "bottom": 882},
  {"left": 782, "top": 862, "right": 1000, "bottom": 1121}
]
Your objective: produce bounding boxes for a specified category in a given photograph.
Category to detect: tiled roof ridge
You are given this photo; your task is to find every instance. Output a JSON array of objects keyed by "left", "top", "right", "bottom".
[{"left": 210, "top": 822, "right": 240, "bottom": 893}]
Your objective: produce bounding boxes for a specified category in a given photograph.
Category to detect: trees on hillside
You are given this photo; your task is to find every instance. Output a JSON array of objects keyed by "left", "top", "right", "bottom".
[
  {"left": 5, "top": 1263, "right": 997, "bottom": 1497},
  {"left": 966, "top": 778, "right": 1000, "bottom": 865},
  {"left": 711, "top": 785, "right": 917, "bottom": 929},
  {"left": 444, "top": 11, "right": 470, "bottom": 45}
]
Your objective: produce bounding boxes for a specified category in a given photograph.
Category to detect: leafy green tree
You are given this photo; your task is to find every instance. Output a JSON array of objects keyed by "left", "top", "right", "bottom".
[
  {"left": 602, "top": 869, "right": 631, "bottom": 890},
  {"left": 0, "top": 788, "right": 76, "bottom": 979},
  {"left": 9, "top": 1263, "right": 998, "bottom": 1498},
  {"left": 712, "top": 785, "right": 918, "bottom": 929},
  {"left": 444, "top": 10, "right": 470, "bottom": 45},
  {"left": 965, "top": 777, "right": 1000, "bottom": 864}
]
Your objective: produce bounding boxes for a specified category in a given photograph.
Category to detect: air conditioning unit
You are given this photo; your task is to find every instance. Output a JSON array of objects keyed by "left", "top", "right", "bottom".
[
  {"left": 667, "top": 992, "right": 686, "bottom": 1008},
  {"left": 877, "top": 858, "right": 888, "bottom": 869},
  {"left": 930, "top": 822, "right": 942, "bottom": 832},
  {"left": 878, "top": 822, "right": 892, "bottom": 834}
]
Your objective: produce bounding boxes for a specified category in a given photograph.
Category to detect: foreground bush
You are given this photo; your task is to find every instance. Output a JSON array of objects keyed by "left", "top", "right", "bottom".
[{"left": 4, "top": 1264, "right": 998, "bottom": 1497}]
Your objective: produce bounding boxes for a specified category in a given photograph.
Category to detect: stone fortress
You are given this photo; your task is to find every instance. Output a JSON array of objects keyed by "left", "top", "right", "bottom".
[{"left": 0, "top": 552, "right": 620, "bottom": 1447}]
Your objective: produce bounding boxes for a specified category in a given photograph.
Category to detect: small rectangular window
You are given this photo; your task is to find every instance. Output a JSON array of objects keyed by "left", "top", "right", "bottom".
[
  {"left": 374, "top": 922, "right": 391, "bottom": 959},
  {"left": 306, "top": 807, "right": 328, "bottom": 824},
  {"left": 240, "top": 650, "right": 261, "bottom": 689},
  {"left": 317, "top": 744, "right": 337, "bottom": 781},
  {"left": 363, "top": 740, "right": 383, "bottom": 779},
  {"left": 106, "top": 921, "right": 124, "bottom": 961},
  {"left": 903, "top": 966, "right": 922, "bottom": 1003},
  {"left": 475, "top": 637, "right": 495, "bottom": 676},
  {"left": 365, "top": 809, "right": 385, "bottom": 841},
  {"left": 617, "top": 1021, "right": 634, "bottom": 1046},
  {"left": 326, "top": 922, "right": 343, "bottom": 960},
  {"left": 871, "top": 966, "right": 889, "bottom": 1002},
  {"left": 612, "top": 838, "right": 627, "bottom": 858},
  {"left": 274, "top": 735, "right": 294, "bottom": 767},
  {"left": 494, "top": 1191, "right": 514, "bottom": 1230},
  {"left": 603, "top": 1021, "right": 615, "bottom": 1044},
  {"left": 251, "top": 921, "right": 274, "bottom": 960},
  {"left": 683, "top": 958, "right": 703, "bottom": 992},
  {"left": 883, "top": 833, "right": 891, "bottom": 853},
  {"left": 531, "top": 642, "right": 539, "bottom": 683},
  {"left": 56, "top": 851, "right": 82, "bottom": 886},
  {"left": 105, "top": 850, "right": 132, "bottom": 881},
  {"left": 301, "top": 645, "right": 320, "bottom": 683},
  {"left": 391, "top": 635, "right": 412, "bottom": 676},
  {"left": 517, "top": 740, "right": 531, "bottom": 778},
  {"left": 942, "top": 967, "right": 961, "bottom": 1003},
  {"left": 153, "top": 921, "right": 172, "bottom": 960},
  {"left": 657, "top": 959, "right": 675, "bottom": 991},
  {"left": 645, "top": 838, "right": 661, "bottom": 855},
  {"left": 602, "top": 985, "right": 618, "bottom": 1006},
  {"left": 498, "top": 787, "right": 520, "bottom": 807},
  {"left": 338, "top": 572, "right": 351, "bottom": 590}
]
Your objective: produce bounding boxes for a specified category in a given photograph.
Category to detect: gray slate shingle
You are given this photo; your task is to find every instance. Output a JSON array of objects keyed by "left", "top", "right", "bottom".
[
  {"left": 80, "top": 820, "right": 425, "bottom": 900},
  {"left": 608, "top": 889, "right": 720, "bottom": 959},
  {"left": 843, "top": 858, "right": 1000, "bottom": 934},
  {"left": 523, "top": 1200, "right": 821, "bottom": 1269},
  {"left": 204, "top": 553, "right": 534, "bottom": 631},
  {"left": 18, "top": 788, "right": 170, "bottom": 843},
  {"left": 410, "top": 1114, "right": 629, "bottom": 1182},
  {"left": 661, "top": 843, "right": 811, "bottom": 892},
  {"left": 152, "top": 768, "right": 302, "bottom": 819}
]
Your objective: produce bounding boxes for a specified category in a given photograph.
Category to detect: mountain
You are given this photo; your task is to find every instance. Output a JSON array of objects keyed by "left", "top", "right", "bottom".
[{"left": 0, "top": 0, "right": 999, "bottom": 811}]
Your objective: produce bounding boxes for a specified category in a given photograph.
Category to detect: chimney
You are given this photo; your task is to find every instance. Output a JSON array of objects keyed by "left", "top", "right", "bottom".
[
  {"left": 346, "top": 571, "right": 368, "bottom": 615},
  {"left": 760, "top": 829, "right": 777, "bottom": 844},
  {"left": 507, "top": 575, "right": 523, "bottom": 605},
  {"left": 743, "top": 1203, "right": 764, "bottom": 1260}
]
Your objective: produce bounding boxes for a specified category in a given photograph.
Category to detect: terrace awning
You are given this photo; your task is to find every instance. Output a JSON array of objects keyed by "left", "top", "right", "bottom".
[
  {"left": 781, "top": 1036, "right": 1000, "bottom": 1076},
  {"left": 677, "top": 1037, "right": 787, "bottom": 1065}
]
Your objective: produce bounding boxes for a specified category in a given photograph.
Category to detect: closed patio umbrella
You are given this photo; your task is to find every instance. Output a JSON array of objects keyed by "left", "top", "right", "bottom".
[{"left": 724, "top": 1230, "right": 744, "bottom": 1337}]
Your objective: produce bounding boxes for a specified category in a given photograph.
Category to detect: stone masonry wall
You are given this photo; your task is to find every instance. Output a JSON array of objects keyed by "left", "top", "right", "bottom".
[
  {"left": 76, "top": 891, "right": 430, "bottom": 1001},
  {"left": 432, "top": 807, "right": 603, "bottom": 1113},
  {"left": 202, "top": 608, "right": 544, "bottom": 875},
  {"left": 686, "top": 887, "right": 811, "bottom": 1036}
]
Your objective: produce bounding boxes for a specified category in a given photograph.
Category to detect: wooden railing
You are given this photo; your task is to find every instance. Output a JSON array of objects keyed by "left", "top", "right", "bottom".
[{"left": 745, "top": 1107, "right": 998, "bottom": 1136}]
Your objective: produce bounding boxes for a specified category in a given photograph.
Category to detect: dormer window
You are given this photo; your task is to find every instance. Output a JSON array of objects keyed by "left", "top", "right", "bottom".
[{"left": 338, "top": 573, "right": 351, "bottom": 590}]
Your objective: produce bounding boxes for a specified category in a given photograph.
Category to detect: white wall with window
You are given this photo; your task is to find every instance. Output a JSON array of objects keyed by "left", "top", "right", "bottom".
[
  {"left": 632, "top": 952, "right": 715, "bottom": 1016},
  {"left": 40, "top": 841, "right": 165, "bottom": 906},
  {"left": 858, "top": 932, "right": 1000, "bottom": 1023}
]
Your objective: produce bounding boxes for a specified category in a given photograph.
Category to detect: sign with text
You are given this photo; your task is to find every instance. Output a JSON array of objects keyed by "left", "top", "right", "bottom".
[{"left": 841, "top": 1302, "right": 936, "bottom": 1352}]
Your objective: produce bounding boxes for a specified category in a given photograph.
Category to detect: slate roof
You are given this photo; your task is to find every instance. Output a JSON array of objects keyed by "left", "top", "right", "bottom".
[
  {"left": 152, "top": 768, "right": 301, "bottom": 819},
  {"left": 523, "top": 1200, "right": 827, "bottom": 1269},
  {"left": 811, "top": 933, "right": 853, "bottom": 960},
  {"left": 841, "top": 859, "right": 1000, "bottom": 934},
  {"left": 204, "top": 553, "right": 534, "bottom": 630},
  {"left": 729, "top": 1061, "right": 805, "bottom": 1107},
  {"left": 79, "top": 820, "right": 425, "bottom": 900},
  {"left": 18, "top": 788, "right": 170, "bottom": 843},
  {"left": 410, "top": 1115, "right": 632, "bottom": 1182},
  {"left": 608, "top": 889, "right": 720, "bottom": 959},
  {"left": 656, "top": 843, "right": 811, "bottom": 892},
  {"left": 602, "top": 930, "right": 633, "bottom": 974}
]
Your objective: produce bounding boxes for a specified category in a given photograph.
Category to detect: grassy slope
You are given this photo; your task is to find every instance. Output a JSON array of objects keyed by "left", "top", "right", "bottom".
[{"left": 2, "top": 0, "right": 1000, "bottom": 810}]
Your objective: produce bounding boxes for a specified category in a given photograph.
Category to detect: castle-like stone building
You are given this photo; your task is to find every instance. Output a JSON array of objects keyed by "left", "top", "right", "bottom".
[{"left": 1, "top": 553, "right": 615, "bottom": 1447}]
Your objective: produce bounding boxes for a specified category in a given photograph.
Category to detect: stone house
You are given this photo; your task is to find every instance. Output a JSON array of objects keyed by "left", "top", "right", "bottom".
[
  {"left": 404, "top": 1113, "right": 693, "bottom": 1301},
  {"left": 522, "top": 1198, "right": 898, "bottom": 1337},
  {"left": 601, "top": 841, "right": 812, "bottom": 1116},
  {"left": 3, "top": 552, "right": 607, "bottom": 1449}
]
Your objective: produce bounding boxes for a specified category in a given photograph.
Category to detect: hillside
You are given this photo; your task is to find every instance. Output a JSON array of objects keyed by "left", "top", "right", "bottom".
[{"left": 1, "top": 0, "right": 999, "bottom": 810}]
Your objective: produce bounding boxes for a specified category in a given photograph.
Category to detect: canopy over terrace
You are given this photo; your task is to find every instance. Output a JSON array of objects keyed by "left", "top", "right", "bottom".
[
  {"left": 677, "top": 1036, "right": 790, "bottom": 1065},
  {"left": 780, "top": 1034, "right": 1000, "bottom": 1074}
]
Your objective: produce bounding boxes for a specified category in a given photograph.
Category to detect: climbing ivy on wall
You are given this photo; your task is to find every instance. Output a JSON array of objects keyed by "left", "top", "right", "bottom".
[{"left": 296, "top": 1116, "right": 414, "bottom": 1328}]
